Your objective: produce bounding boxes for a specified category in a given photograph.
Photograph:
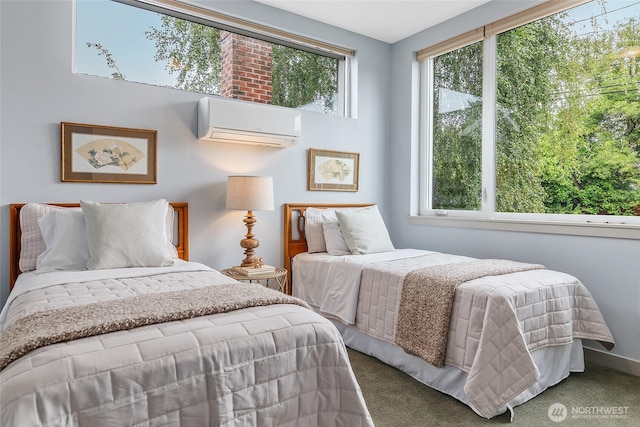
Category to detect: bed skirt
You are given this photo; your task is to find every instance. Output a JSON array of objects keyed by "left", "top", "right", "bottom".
[{"left": 332, "top": 319, "right": 584, "bottom": 421}]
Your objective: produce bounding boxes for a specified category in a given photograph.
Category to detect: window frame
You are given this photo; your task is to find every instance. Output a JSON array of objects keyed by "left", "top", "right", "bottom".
[{"left": 416, "top": 0, "right": 640, "bottom": 239}]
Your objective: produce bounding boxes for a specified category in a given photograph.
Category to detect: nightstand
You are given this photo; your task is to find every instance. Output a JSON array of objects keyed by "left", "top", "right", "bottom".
[{"left": 221, "top": 267, "right": 288, "bottom": 294}]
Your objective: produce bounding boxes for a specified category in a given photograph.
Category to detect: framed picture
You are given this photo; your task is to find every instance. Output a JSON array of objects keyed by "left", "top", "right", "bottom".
[
  {"left": 308, "top": 148, "right": 359, "bottom": 192},
  {"left": 61, "top": 122, "right": 157, "bottom": 184}
]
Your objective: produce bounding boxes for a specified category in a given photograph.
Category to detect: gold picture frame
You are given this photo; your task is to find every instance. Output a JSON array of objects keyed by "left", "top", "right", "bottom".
[
  {"left": 61, "top": 122, "right": 157, "bottom": 184},
  {"left": 308, "top": 148, "right": 359, "bottom": 192}
]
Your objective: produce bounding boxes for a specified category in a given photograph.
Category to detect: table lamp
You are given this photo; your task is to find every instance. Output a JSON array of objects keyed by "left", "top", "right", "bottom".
[{"left": 226, "top": 176, "right": 274, "bottom": 267}]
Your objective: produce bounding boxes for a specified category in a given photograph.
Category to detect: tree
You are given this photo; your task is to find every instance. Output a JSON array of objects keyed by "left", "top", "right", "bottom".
[
  {"left": 494, "top": 17, "right": 567, "bottom": 213},
  {"left": 145, "top": 16, "right": 222, "bottom": 94},
  {"left": 86, "top": 42, "right": 126, "bottom": 80},
  {"left": 538, "top": 15, "right": 640, "bottom": 215},
  {"left": 431, "top": 17, "right": 563, "bottom": 213},
  {"left": 432, "top": 1, "right": 640, "bottom": 216},
  {"left": 144, "top": 17, "right": 337, "bottom": 111},
  {"left": 272, "top": 46, "right": 337, "bottom": 111},
  {"left": 432, "top": 42, "right": 484, "bottom": 210}
]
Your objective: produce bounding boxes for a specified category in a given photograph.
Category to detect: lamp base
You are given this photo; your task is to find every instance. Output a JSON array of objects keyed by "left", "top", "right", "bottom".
[
  {"left": 239, "top": 210, "right": 259, "bottom": 267},
  {"left": 240, "top": 248, "right": 259, "bottom": 267}
]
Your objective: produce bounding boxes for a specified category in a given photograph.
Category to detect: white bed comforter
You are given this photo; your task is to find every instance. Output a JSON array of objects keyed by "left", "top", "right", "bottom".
[
  {"left": 0, "top": 262, "right": 373, "bottom": 427},
  {"left": 293, "top": 250, "right": 614, "bottom": 418}
]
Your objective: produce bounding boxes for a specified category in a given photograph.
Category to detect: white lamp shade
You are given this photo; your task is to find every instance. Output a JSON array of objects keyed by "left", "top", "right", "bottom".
[{"left": 226, "top": 176, "right": 275, "bottom": 211}]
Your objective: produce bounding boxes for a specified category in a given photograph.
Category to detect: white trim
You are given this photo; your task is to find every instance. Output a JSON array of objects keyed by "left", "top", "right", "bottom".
[
  {"left": 481, "top": 35, "right": 497, "bottom": 215},
  {"left": 584, "top": 347, "right": 640, "bottom": 377},
  {"left": 419, "top": 60, "right": 434, "bottom": 214},
  {"left": 407, "top": 214, "right": 640, "bottom": 240},
  {"left": 337, "top": 58, "right": 349, "bottom": 117}
]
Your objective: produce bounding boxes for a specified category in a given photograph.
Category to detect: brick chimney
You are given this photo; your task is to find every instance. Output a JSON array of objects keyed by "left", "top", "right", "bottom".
[{"left": 220, "top": 31, "right": 273, "bottom": 104}]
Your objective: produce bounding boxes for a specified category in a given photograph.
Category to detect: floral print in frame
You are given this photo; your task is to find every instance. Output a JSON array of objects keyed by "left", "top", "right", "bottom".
[
  {"left": 308, "top": 148, "right": 359, "bottom": 192},
  {"left": 61, "top": 122, "right": 157, "bottom": 184}
]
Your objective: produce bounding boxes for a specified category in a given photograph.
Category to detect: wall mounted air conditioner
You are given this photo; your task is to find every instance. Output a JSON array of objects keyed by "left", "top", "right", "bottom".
[{"left": 198, "top": 97, "right": 300, "bottom": 148}]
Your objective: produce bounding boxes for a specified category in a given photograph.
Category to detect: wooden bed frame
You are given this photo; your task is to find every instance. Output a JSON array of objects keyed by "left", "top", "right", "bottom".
[
  {"left": 283, "top": 203, "right": 373, "bottom": 294},
  {"left": 9, "top": 202, "right": 189, "bottom": 289}
]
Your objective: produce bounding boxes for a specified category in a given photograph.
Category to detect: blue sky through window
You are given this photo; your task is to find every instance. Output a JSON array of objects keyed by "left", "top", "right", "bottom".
[{"left": 76, "top": 0, "right": 177, "bottom": 86}]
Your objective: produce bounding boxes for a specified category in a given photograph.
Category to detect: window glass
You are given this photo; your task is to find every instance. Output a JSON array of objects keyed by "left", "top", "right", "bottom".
[
  {"left": 496, "top": 1, "right": 640, "bottom": 215},
  {"left": 432, "top": 42, "right": 483, "bottom": 210},
  {"left": 76, "top": 0, "right": 341, "bottom": 115},
  {"left": 422, "top": 0, "right": 640, "bottom": 220}
]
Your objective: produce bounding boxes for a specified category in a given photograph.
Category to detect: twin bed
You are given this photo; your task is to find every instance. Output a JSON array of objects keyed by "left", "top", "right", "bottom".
[
  {"left": 0, "top": 200, "right": 616, "bottom": 424},
  {"left": 283, "top": 203, "right": 615, "bottom": 420},
  {"left": 1, "top": 201, "right": 373, "bottom": 426}
]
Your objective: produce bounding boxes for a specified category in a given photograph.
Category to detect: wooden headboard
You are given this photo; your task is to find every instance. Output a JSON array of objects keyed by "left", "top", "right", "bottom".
[
  {"left": 9, "top": 202, "right": 189, "bottom": 289},
  {"left": 283, "top": 203, "right": 373, "bottom": 294}
]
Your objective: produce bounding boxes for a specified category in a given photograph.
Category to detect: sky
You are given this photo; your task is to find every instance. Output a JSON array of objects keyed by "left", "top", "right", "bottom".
[
  {"left": 76, "top": 0, "right": 177, "bottom": 86},
  {"left": 564, "top": 0, "right": 639, "bottom": 38},
  {"left": 76, "top": 0, "right": 639, "bottom": 89}
]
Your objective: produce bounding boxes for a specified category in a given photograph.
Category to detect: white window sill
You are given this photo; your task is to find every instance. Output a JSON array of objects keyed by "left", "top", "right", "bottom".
[{"left": 407, "top": 215, "right": 640, "bottom": 240}]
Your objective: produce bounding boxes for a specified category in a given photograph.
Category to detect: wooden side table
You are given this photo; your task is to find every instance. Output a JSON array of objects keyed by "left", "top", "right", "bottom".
[{"left": 221, "top": 267, "right": 288, "bottom": 294}]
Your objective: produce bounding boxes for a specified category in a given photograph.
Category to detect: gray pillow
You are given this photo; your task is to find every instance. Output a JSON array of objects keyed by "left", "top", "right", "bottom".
[
  {"left": 36, "top": 209, "right": 89, "bottom": 272},
  {"left": 81, "top": 199, "right": 175, "bottom": 270},
  {"left": 304, "top": 207, "right": 337, "bottom": 253},
  {"left": 322, "top": 220, "right": 351, "bottom": 256}
]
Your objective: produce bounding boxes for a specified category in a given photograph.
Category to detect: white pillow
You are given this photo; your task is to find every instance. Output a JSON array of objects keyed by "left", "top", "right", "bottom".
[
  {"left": 19, "top": 203, "right": 69, "bottom": 272},
  {"left": 304, "top": 208, "right": 337, "bottom": 253},
  {"left": 322, "top": 220, "right": 351, "bottom": 256},
  {"left": 81, "top": 199, "right": 175, "bottom": 270},
  {"left": 335, "top": 205, "right": 395, "bottom": 255},
  {"left": 36, "top": 209, "right": 90, "bottom": 272}
]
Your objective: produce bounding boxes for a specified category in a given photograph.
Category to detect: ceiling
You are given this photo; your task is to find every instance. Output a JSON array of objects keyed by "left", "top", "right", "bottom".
[{"left": 255, "top": 0, "right": 492, "bottom": 44}]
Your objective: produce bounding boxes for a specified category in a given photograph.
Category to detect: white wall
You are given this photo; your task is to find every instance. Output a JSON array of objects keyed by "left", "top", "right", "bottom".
[
  {"left": 0, "top": 0, "right": 391, "bottom": 304},
  {"left": 388, "top": 0, "right": 640, "bottom": 371}
]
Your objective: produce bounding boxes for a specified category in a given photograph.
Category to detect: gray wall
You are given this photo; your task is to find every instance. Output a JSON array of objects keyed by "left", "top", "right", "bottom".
[
  {"left": 388, "top": 1, "right": 640, "bottom": 367},
  {"left": 0, "top": 0, "right": 390, "bottom": 303}
]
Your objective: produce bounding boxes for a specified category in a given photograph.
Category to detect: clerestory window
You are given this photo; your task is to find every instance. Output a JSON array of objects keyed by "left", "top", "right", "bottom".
[
  {"left": 75, "top": 0, "right": 352, "bottom": 116},
  {"left": 418, "top": 0, "right": 640, "bottom": 231}
]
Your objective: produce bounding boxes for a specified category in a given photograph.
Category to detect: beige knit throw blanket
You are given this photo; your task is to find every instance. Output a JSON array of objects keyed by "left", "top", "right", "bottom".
[
  {"left": 0, "top": 282, "right": 310, "bottom": 372},
  {"left": 394, "top": 259, "right": 544, "bottom": 368}
]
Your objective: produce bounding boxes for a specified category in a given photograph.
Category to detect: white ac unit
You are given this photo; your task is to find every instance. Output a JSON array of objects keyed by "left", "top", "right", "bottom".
[{"left": 198, "top": 97, "right": 300, "bottom": 147}]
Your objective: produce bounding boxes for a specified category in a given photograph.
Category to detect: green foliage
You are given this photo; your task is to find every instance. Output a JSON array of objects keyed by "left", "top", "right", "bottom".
[
  {"left": 272, "top": 45, "right": 338, "bottom": 111},
  {"left": 432, "top": 42, "right": 483, "bottom": 210},
  {"left": 433, "top": 2, "right": 640, "bottom": 217},
  {"left": 537, "top": 16, "right": 640, "bottom": 216},
  {"left": 145, "top": 16, "right": 222, "bottom": 94},
  {"left": 495, "top": 18, "right": 564, "bottom": 213},
  {"left": 142, "top": 17, "right": 337, "bottom": 111}
]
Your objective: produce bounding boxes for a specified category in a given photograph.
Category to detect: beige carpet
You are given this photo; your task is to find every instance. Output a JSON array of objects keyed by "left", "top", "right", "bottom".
[{"left": 347, "top": 348, "right": 640, "bottom": 426}]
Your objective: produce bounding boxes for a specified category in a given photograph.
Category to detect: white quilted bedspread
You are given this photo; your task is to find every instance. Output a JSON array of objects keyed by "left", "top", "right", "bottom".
[
  {"left": 0, "top": 263, "right": 373, "bottom": 427},
  {"left": 294, "top": 250, "right": 614, "bottom": 418}
]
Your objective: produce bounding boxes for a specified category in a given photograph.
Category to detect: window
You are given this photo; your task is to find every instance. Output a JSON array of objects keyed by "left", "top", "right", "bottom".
[
  {"left": 430, "top": 41, "right": 483, "bottom": 211},
  {"left": 75, "top": 0, "right": 351, "bottom": 116},
  {"left": 419, "top": 0, "right": 640, "bottom": 227}
]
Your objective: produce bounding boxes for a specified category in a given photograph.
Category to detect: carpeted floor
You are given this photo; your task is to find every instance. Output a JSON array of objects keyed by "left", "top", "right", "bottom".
[{"left": 347, "top": 348, "right": 640, "bottom": 426}]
